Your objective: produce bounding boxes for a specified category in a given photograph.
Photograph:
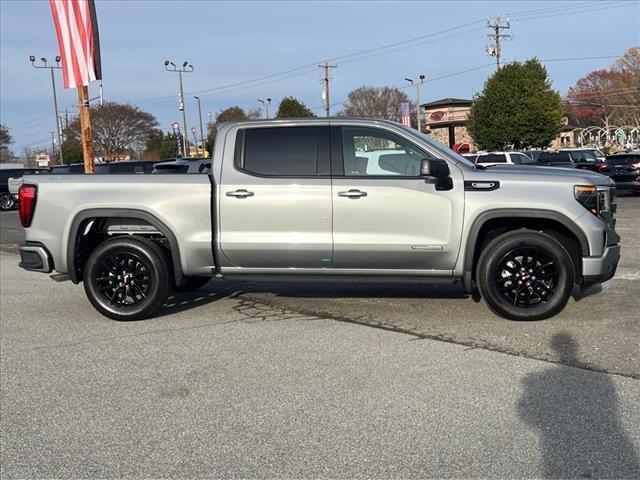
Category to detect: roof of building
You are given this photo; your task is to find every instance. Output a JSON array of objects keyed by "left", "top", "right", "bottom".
[{"left": 421, "top": 98, "right": 472, "bottom": 108}]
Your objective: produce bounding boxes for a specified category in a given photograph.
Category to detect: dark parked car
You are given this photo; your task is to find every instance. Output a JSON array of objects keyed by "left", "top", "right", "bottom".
[
  {"left": 559, "top": 148, "right": 604, "bottom": 171},
  {"left": 0, "top": 167, "right": 49, "bottom": 210},
  {"left": 51, "top": 160, "right": 157, "bottom": 175},
  {"left": 598, "top": 153, "right": 640, "bottom": 192},
  {"left": 152, "top": 158, "right": 211, "bottom": 174}
]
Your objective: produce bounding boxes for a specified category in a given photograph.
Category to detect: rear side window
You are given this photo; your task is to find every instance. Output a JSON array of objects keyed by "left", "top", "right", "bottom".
[
  {"left": 537, "top": 152, "right": 571, "bottom": 163},
  {"left": 241, "top": 126, "right": 329, "bottom": 176},
  {"left": 476, "top": 154, "right": 507, "bottom": 164}
]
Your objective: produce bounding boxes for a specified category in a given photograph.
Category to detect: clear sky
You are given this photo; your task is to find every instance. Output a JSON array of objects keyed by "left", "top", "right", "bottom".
[{"left": 1, "top": 0, "right": 638, "bottom": 153}]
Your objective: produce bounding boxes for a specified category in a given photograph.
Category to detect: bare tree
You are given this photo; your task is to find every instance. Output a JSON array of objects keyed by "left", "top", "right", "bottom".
[
  {"left": 338, "top": 86, "right": 412, "bottom": 120},
  {"left": 65, "top": 102, "right": 159, "bottom": 161}
]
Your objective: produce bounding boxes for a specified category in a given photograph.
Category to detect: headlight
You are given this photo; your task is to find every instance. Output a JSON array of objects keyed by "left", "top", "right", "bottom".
[{"left": 574, "top": 185, "right": 610, "bottom": 216}]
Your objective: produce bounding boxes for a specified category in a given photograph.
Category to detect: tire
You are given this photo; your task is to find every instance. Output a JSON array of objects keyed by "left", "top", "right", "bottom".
[
  {"left": 476, "top": 230, "right": 575, "bottom": 321},
  {"left": 83, "top": 236, "right": 171, "bottom": 321},
  {"left": 0, "top": 193, "right": 15, "bottom": 211},
  {"left": 174, "top": 276, "right": 211, "bottom": 292}
]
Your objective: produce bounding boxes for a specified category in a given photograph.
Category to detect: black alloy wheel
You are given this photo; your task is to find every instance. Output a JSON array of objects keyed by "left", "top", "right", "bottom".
[
  {"left": 495, "top": 247, "right": 559, "bottom": 307},
  {"left": 477, "top": 230, "right": 575, "bottom": 321},
  {"left": 84, "top": 236, "right": 171, "bottom": 321},
  {"left": 0, "top": 193, "right": 15, "bottom": 211},
  {"left": 95, "top": 252, "right": 153, "bottom": 308}
]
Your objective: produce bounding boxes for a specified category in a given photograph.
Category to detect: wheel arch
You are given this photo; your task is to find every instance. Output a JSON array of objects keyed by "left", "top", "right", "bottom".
[
  {"left": 463, "top": 209, "right": 589, "bottom": 292},
  {"left": 66, "top": 208, "right": 183, "bottom": 285}
]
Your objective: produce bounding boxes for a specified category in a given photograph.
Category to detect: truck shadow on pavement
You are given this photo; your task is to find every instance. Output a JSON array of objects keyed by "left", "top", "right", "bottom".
[
  {"left": 518, "top": 333, "right": 640, "bottom": 479},
  {"left": 224, "top": 281, "right": 470, "bottom": 300}
]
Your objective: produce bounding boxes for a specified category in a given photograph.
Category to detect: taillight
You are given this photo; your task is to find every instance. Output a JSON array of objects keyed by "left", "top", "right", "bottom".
[
  {"left": 597, "top": 163, "right": 608, "bottom": 172},
  {"left": 18, "top": 185, "right": 37, "bottom": 227}
]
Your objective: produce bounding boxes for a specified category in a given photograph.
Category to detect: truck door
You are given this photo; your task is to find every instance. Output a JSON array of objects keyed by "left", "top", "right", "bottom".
[
  {"left": 331, "top": 126, "right": 465, "bottom": 271},
  {"left": 219, "top": 125, "right": 333, "bottom": 269}
]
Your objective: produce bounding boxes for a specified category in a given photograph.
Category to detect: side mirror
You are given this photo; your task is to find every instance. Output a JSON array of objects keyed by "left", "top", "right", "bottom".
[
  {"left": 421, "top": 158, "right": 453, "bottom": 191},
  {"left": 421, "top": 158, "right": 450, "bottom": 178}
]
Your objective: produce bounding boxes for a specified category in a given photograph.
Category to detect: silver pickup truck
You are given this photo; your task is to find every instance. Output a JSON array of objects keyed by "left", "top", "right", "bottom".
[{"left": 17, "top": 118, "right": 620, "bottom": 321}]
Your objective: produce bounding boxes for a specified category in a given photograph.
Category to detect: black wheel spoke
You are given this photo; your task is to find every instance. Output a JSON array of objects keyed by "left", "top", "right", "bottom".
[
  {"left": 496, "top": 246, "right": 558, "bottom": 309},
  {"left": 95, "top": 251, "right": 152, "bottom": 310}
]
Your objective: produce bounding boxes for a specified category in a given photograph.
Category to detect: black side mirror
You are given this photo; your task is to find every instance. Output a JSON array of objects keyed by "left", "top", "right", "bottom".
[
  {"left": 421, "top": 158, "right": 450, "bottom": 178},
  {"left": 421, "top": 158, "right": 453, "bottom": 191}
]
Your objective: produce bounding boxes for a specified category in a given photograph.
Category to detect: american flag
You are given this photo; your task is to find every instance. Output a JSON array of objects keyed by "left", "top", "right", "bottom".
[
  {"left": 400, "top": 101, "right": 411, "bottom": 127},
  {"left": 49, "top": 0, "right": 102, "bottom": 89}
]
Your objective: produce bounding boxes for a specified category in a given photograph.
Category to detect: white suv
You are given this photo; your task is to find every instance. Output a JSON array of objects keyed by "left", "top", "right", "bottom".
[{"left": 467, "top": 151, "right": 535, "bottom": 167}]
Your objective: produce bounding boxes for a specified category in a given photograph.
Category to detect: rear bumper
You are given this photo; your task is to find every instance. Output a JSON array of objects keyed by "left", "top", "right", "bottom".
[
  {"left": 18, "top": 242, "right": 53, "bottom": 273},
  {"left": 581, "top": 244, "right": 620, "bottom": 289}
]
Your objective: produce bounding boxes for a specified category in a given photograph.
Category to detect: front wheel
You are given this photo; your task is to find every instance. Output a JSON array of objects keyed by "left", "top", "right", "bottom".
[
  {"left": 83, "top": 236, "right": 171, "bottom": 321},
  {"left": 0, "top": 193, "right": 15, "bottom": 211},
  {"left": 477, "top": 230, "right": 575, "bottom": 321}
]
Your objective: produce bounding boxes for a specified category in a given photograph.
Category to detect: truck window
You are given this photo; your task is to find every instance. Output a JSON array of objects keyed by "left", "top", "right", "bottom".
[
  {"left": 241, "top": 126, "right": 328, "bottom": 176},
  {"left": 340, "top": 127, "right": 430, "bottom": 176},
  {"left": 511, "top": 153, "right": 534, "bottom": 165},
  {"left": 476, "top": 154, "right": 506, "bottom": 164}
]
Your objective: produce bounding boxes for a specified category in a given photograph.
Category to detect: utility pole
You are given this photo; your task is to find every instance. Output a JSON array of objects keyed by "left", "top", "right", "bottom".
[
  {"left": 165, "top": 60, "right": 194, "bottom": 157},
  {"left": 405, "top": 75, "right": 426, "bottom": 132},
  {"left": 30, "top": 55, "right": 64, "bottom": 165},
  {"left": 318, "top": 62, "right": 337, "bottom": 117},
  {"left": 50, "top": 131, "right": 56, "bottom": 163},
  {"left": 193, "top": 96, "right": 204, "bottom": 156},
  {"left": 258, "top": 98, "right": 272, "bottom": 119},
  {"left": 486, "top": 16, "right": 512, "bottom": 71}
]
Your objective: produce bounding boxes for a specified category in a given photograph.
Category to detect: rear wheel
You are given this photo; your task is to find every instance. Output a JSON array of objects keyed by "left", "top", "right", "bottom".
[
  {"left": 0, "top": 193, "right": 15, "bottom": 211},
  {"left": 477, "top": 230, "right": 575, "bottom": 321},
  {"left": 83, "top": 236, "right": 171, "bottom": 321}
]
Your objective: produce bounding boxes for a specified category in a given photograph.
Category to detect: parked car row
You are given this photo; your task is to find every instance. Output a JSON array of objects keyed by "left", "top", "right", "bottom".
[
  {"left": 0, "top": 158, "right": 211, "bottom": 210},
  {"left": 462, "top": 148, "right": 639, "bottom": 193}
]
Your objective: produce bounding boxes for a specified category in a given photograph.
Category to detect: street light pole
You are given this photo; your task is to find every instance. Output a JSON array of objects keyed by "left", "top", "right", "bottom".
[
  {"left": 405, "top": 75, "right": 425, "bottom": 132},
  {"left": 258, "top": 98, "right": 272, "bottom": 119},
  {"left": 194, "top": 96, "right": 204, "bottom": 156},
  {"left": 30, "top": 55, "right": 64, "bottom": 164},
  {"left": 165, "top": 60, "right": 194, "bottom": 157}
]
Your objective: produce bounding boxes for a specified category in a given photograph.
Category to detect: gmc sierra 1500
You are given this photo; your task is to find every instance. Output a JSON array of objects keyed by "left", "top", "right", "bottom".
[{"left": 18, "top": 118, "right": 620, "bottom": 321}]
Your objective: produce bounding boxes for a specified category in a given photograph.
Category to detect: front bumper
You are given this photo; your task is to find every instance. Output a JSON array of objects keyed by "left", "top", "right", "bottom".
[
  {"left": 582, "top": 244, "right": 620, "bottom": 289},
  {"left": 18, "top": 242, "right": 53, "bottom": 273}
]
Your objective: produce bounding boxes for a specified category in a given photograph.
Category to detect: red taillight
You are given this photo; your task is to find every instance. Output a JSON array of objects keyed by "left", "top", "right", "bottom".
[
  {"left": 18, "top": 185, "right": 37, "bottom": 227},
  {"left": 597, "top": 163, "right": 608, "bottom": 172}
]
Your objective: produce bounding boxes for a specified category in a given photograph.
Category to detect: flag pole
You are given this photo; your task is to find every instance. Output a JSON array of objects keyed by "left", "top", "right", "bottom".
[{"left": 77, "top": 85, "right": 95, "bottom": 174}]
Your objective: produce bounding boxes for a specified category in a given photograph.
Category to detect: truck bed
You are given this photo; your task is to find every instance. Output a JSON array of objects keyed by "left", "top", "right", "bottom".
[{"left": 22, "top": 174, "right": 214, "bottom": 278}]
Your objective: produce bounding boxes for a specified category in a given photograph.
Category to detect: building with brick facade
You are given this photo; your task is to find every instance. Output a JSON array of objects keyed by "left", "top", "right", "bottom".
[{"left": 421, "top": 98, "right": 576, "bottom": 152}]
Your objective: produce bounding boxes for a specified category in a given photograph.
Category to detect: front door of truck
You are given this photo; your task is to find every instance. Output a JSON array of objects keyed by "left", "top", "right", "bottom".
[
  {"left": 219, "top": 125, "right": 333, "bottom": 269},
  {"left": 331, "top": 126, "right": 465, "bottom": 271}
]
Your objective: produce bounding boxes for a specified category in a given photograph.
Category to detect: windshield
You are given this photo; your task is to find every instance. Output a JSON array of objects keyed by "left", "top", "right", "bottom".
[{"left": 396, "top": 124, "right": 477, "bottom": 168}]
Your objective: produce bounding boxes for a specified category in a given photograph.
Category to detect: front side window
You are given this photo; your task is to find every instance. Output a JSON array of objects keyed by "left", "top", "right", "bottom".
[
  {"left": 241, "top": 126, "right": 327, "bottom": 176},
  {"left": 341, "top": 127, "right": 432, "bottom": 176},
  {"left": 511, "top": 153, "right": 534, "bottom": 165}
]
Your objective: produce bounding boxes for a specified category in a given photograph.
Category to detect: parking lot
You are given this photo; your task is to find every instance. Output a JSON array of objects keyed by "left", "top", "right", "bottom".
[{"left": 1, "top": 196, "right": 639, "bottom": 477}]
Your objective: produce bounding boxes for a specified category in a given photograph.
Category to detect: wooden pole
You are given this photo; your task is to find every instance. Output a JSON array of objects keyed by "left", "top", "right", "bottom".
[{"left": 77, "top": 85, "right": 95, "bottom": 173}]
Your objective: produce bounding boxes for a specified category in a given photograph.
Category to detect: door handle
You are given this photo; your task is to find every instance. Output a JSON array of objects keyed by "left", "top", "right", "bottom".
[
  {"left": 226, "top": 189, "right": 254, "bottom": 198},
  {"left": 338, "top": 189, "right": 367, "bottom": 198}
]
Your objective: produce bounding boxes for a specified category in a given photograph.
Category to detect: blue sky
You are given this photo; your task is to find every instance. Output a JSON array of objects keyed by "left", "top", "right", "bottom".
[{"left": 1, "top": 0, "right": 638, "bottom": 153}]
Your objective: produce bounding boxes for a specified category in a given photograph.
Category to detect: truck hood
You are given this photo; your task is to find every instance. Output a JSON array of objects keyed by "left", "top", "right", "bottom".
[{"left": 474, "top": 164, "right": 613, "bottom": 186}]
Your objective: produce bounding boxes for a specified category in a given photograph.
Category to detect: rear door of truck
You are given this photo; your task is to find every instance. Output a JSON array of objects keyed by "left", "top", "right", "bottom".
[{"left": 218, "top": 125, "right": 333, "bottom": 269}]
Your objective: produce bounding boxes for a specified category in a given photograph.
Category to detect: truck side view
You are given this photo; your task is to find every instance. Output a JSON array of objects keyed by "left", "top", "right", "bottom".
[{"left": 17, "top": 118, "right": 620, "bottom": 321}]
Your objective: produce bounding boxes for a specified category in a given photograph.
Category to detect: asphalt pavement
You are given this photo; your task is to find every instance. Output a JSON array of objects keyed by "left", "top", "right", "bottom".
[{"left": 1, "top": 198, "right": 639, "bottom": 478}]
